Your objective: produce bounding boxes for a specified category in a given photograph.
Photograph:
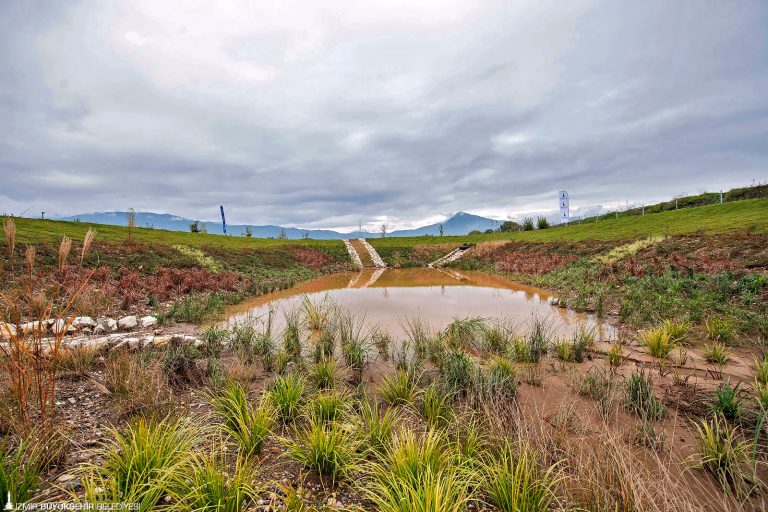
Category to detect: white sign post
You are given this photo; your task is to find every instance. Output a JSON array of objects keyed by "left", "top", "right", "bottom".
[{"left": 559, "top": 191, "right": 570, "bottom": 224}]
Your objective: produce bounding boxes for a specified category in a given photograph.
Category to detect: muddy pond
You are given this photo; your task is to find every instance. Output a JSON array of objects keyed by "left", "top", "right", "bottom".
[{"left": 222, "top": 268, "right": 615, "bottom": 341}]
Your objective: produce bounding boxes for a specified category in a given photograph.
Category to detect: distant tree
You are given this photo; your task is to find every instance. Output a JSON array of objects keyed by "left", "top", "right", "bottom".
[
  {"left": 303, "top": 232, "right": 310, "bottom": 239},
  {"left": 278, "top": 228, "right": 287, "bottom": 240},
  {"left": 245, "top": 225, "right": 253, "bottom": 238},
  {"left": 189, "top": 220, "right": 201, "bottom": 233},
  {"left": 380, "top": 224, "right": 388, "bottom": 238},
  {"left": 499, "top": 220, "right": 519, "bottom": 232},
  {"left": 468, "top": 230, "right": 482, "bottom": 236},
  {"left": 200, "top": 223, "right": 207, "bottom": 234},
  {"left": 522, "top": 217, "right": 534, "bottom": 231},
  {"left": 439, "top": 224, "right": 444, "bottom": 237},
  {"left": 536, "top": 216, "right": 550, "bottom": 229},
  {"left": 483, "top": 229, "right": 494, "bottom": 234}
]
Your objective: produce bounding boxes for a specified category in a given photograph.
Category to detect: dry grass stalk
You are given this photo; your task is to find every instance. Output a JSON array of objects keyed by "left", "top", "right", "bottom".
[
  {"left": 58, "top": 236, "right": 72, "bottom": 273},
  {"left": 80, "top": 228, "right": 96, "bottom": 264},
  {"left": 25, "top": 245, "right": 35, "bottom": 278},
  {"left": 3, "top": 216, "right": 15, "bottom": 260}
]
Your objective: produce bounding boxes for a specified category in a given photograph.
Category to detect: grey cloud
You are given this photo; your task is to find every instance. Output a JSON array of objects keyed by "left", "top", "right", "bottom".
[{"left": 0, "top": 0, "right": 766, "bottom": 230}]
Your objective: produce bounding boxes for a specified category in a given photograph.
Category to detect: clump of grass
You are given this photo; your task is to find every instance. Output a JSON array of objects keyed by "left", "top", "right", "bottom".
[
  {"left": 481, "top": 355, "right": 518, "bottom": 398},
  {"left": 162, "top": 343, "right": 206, "bottom": 388},
  {"left": 481, "top": 320, "right": 514, "bottom": 354},
  {"left": 229, "top": 319, "right": 257, "bottom": 351},
  {"left": 302, "top": 295, "right": 331, "bottom": 332},
  {"left": 690, "top": 415, "right": 753, "bottom": 495},
  {"left": 201, "top": 324, "right": 228, "bottom": 357},
  {"left": 420, "top": 384, "right": 454, "bottom": 429},
  {"left": 711, "top": 381, "right": 742, "bottom": 421},
  {"left": 169, "top": 450, "right": 260, "bottom": 511},
  {"left": 662, "top": 319, "right": 689, "bottom": 344},
  {"left": 704, "top": 316, "right": 734, "bottom": 343},
  {"left": 104, "top": 351, "right": 175, "bottom": 419},
  {"left": 481, "top": 439, "right": 563, "bottom": 512},
  {"left": 755, "top": 380, "right": 768, "bottom": 411},
  {"left": 81, "top": 416, "right": 199, "bottom": 509},
  {"left": 444, "top": 317, "right": 485, "bottom": 352},
  {"left": 607, "top": 343, "right": 623, "bottom": 371},
  {"left": 281, "top": 416, "right": 361, "bottom": 482},
  {"left": 702, "top": 341, "right": 729, "bottom": 372},
  {"left": 638, "top": 326, "right": 674, "bottom": 359},
  {"left": 341, "top": 335, "right": 368, "bottom": 379},
  {"left": 55, "top": 345, "right": 98, "bottom": 378},
  {"left": 372, "top": 329, "right": 392, "bottom": 360},
  {"left": 379, "top": 369, "right": 419, "bottom": 406},
  {"left": 441, "top": 351, "right": 476, "bottom": 394},
  {"left": 168, "top": 292, "right": 226, "bottom": 323},
  {"left": 553, "top": 330, "right": 591, "bottom": 364},
  {"left": 366, "top": 429, "right": 471, "bottom": 511},
  {"left": 0, "top": 435, "right": 44, "bottom": 509},
  {"left": 309, "top": 389, "right": 350, "bottom": 424},
  {"left": 752, "top": 354, "right": 768, "bottom": 384},
  {"left": 310, "top": 356, "right": 344, "bottom": 390},
  {"left": 359, "top": 398, "right": 399, "bottom": 456},
  {"left": 210, "top": 381, "right": 274, "bottom": 456},
  {"left": 525, "top": 316, "right": 551, "bottom": 363},
  {"left": 270, "top": 374, "right": 306, "bottom": 424},
  {"left": 313, "top": 327, "right": 337, "bottom": 362},
  {"left": 552, "top": 338, "right": 573, "bottom": 362},
  {"left": 282, "top": 307, "right": 303, "bottom": 358},
  {"left": 625, "top": 371, "right": 664, "bottom": 421}
]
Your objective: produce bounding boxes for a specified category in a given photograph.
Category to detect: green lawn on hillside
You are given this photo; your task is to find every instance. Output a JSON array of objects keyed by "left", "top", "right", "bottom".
[
  {"left": 3, "top": 197, "right": 766, "bottom": 250},
  {"left": 369, "top": 197, "right": 768, "bottom": 250}
]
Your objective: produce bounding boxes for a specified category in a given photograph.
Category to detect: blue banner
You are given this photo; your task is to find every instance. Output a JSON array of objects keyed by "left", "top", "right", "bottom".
[{"left": 220, "top": 205, "right": 227, "bottom": 234}]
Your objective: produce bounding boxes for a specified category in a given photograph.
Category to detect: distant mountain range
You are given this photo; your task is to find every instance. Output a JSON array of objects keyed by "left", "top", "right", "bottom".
[{"left": 57, "top": 211, "right": 505, "bottom": 239}]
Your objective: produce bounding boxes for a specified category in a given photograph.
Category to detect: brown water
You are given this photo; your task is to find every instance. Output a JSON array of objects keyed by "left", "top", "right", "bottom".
[{"left": 222, "top": 268, "right": 615, "bottom": 340}]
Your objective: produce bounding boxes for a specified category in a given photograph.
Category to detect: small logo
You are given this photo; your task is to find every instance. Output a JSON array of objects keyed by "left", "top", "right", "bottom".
[{"left": 3, "top": 492, "right": 13, "bottom": 511}]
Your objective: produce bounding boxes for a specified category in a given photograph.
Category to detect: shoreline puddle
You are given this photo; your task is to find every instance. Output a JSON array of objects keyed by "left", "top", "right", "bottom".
[{"left": 221, "top": 268, "right": 615, "bottom": 340}]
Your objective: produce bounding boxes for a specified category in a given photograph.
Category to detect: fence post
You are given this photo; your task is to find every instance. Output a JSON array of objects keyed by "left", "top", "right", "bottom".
[
  {"left": 642, "top": 205, "right": 645, "bottom": 215},
  {"left": 720, "top": 190, "right": 723, "bottom": 204}
]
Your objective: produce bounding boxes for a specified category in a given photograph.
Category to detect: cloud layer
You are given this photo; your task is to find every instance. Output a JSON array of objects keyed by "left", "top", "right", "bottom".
[{"left": 1, "top": 0, "right": 766, "bottom": 230}]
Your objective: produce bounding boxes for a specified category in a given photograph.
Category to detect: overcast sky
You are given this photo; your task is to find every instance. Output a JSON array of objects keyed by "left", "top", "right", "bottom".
[{"left": 1, "top": 1, "right": 766, "bottom": 231}]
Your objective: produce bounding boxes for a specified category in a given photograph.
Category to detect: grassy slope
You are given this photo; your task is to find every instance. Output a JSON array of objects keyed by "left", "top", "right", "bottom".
[
  {"left": 369, "top": 198, "right": 768, "bottom": 250},
  {"left": 7, "top": 217, "right": 344, "bottom": 250}
]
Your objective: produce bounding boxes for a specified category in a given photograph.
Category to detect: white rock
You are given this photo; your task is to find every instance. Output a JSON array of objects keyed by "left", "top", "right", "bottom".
[
  {"left": 93, "top": 324, "right": 106, "bottom": 335},
  {"left": 118, "top": 316, "right": 138, "bottom": 330},
  {"left": 126, "top": 337, "right": 141, "bottom": 350},
  {"left": 73, "top": 316, "right": 96, "bottom": 329},
  {"left": 152, "top": 335, "right": 173, "bottom": 347},
  {"left": 20, "top": 321, "right": 43, "bottom": 334},
  {"left": 140, "top": 316, "right": 158, "bottom": 328},
  {"left": 0, "top": 323, "right": 16, "bottom": 340},
  {"left": 51, "top": 319, "right": 68, "bottom": 334}
]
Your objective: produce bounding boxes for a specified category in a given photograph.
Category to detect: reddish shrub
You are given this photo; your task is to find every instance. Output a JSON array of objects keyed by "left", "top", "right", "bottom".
[{"left": 289, "top": 247, "right": 333, "bottom": 270}]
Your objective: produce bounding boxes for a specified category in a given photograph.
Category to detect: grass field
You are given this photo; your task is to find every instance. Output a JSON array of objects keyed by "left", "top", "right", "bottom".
[
  {"left": 4, "top": 197, "right": 766, "bottom": 251},
  {"left": 369, "top": 198, "right": 768, "bottom": 251}
]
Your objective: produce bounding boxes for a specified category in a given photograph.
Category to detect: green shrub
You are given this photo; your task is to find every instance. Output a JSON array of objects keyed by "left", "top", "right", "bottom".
[
  {"left": 201, "top": 324, "right": 228, "bottom": 357},
  {"left": 481, "top": 440, "right": 562, "bottom": 512},
  {"left": 638, "top": 326, "right": 673, "bottom": 359},
  {"left": 168, "top": 292, "right": 226, "bottom": 323},
  {"left": 379, "top": 369, "right": 419, "bottom": 406},
  {"left": 691, "top": 415, "right": 752, "bottom": 495},
  {"left": 270, "top": 374, "right": 306, "bottom": 424},
  {"left": 0, "top": 436, "right": 44, "bottom": 509},
  {"left": 420, "top": 384, "right": 454, "bottom": 429},
  {"left": 309, "top": 389, "right": 350, "bottom": 424},
  {"left": 169, "top": 451, "right": 260, "bottom": 511},
  {"left": 310, "top": 356, "right": 343, "bottom": 390},
  {"left": 711, "top": 381, "right": 741, "bottom": 421},
  {"left": 704, "top": 316, "right": 735, "bottom": 343},
  {"left": 281, "top": 417, "right": 361, "bottom": 482},
  {"left": 81, "top": 416, "right": 199, "bottom": 509},
  {"left": 444, "top": 317, "right": 485, "bottom": 352},
  {"left": 210, "top": 381, "right": 273, "bottom": 456},
  {"left": 480, "top": 356, "right": 518, "bottom": 398},
  {"left": 625, "top": 371, "right": 664, "bottom": 421},
  {"left": 441, "top": 351, "right": 475, "bottom": 394},
  {"left": 359, "top": 398, "right": 399, "bottom": 456}
]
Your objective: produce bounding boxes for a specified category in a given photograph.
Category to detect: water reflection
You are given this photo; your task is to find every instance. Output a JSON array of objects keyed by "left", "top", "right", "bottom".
[{"left": 223, "top": 268, "right": 614, "bottom": 341}]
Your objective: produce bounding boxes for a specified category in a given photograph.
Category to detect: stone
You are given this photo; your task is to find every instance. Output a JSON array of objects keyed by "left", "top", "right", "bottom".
[
  {"left": 0, "top": 322, "right": 16, "bottom": 340},
  {"left": 118, "top": 315, "right": 138, "bottom": 330},
  {"left": 20, "top": 321, "right": 43, "bottom": 334},
  {"left": 140, "top": 315, "right": 158, "bottom": 328},
  {"left": 73, "top": 316, "right": 96, "bottom": 329},
  {"left": 99, "top": 318, "right": 118, "bottom": 332},
  {"left": 152, "top": 335, "right": 173, "bottom": 347},
  {"left": 126, "top": 337, "right": 141, "bottom": 350},
  {"left": 93, "top": 324, "right": 106, "bottom": 335}
]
